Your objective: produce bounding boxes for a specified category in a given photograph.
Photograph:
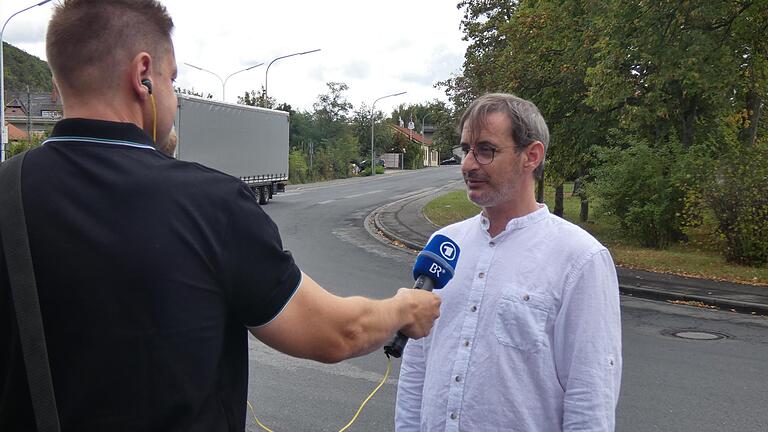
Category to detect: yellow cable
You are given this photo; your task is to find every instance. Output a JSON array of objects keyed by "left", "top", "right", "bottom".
[
  {"left": 150, "top": 93, "right": 157, "bottom": 142},
  {"left": 248, "top": 356, "right": 393, "bottom": 432},
  {"left": 248, "top": 400, "right": 275, "bottom": 432}
]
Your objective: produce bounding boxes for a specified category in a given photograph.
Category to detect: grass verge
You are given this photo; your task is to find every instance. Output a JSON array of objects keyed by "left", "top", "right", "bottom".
[{"left": 423, "top": 186, "right": 768, "bottom": 286}]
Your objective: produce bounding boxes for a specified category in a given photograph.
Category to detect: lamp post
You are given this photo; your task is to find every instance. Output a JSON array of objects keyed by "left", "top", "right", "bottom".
[
  {"left": 421, "top": 113, "right": 430, "bottom": 136},
  {"left": 1, "top": 0, "right": 52, "bottom": 162},
  {"left": 370, "top": 91, "right": 406, "bottom": 177},
  {"left": 264, "top": 49, "right": 320, "bottom": 102},
  {"left": 183, "top": 62, "right": 263, "bottom": 102}
]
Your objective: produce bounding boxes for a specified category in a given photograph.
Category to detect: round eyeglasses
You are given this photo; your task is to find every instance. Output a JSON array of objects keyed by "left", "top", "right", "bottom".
[{"left": 461, "top": 142, "right": 497, "bottom": 165}]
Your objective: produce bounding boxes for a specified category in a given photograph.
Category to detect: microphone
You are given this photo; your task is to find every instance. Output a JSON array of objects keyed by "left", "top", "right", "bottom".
[{"left": 384, "top": 234, "right": 460, "bottom": 358}]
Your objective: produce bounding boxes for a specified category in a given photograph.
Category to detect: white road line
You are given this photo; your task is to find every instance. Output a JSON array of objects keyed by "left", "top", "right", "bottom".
[
  {"left": 346, "top": 190, "right": 384, "bottom": 199},
  {"left": 317, "top": 199, "right": 336, "bottom": 205}
]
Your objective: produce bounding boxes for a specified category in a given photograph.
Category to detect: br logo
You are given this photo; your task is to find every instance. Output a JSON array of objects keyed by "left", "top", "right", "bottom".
[
  {"left": 429, "top": 263, "right": 445, "bottom": 277},
  {"left": 440, "top": 242, "right": 457, "bottom": 260}
]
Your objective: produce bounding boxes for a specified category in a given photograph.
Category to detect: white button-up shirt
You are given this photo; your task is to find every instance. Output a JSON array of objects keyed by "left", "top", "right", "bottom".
[{"left": 395, "top": 205, "right": 622, "bottom": 431}]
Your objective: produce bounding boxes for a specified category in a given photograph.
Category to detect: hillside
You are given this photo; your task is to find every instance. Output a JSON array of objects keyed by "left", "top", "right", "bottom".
[{"left": 2, "top": 42, "right": 52, "bottom": 94}]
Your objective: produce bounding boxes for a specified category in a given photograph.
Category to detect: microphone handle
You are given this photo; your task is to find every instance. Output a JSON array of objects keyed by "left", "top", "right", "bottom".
[{"left": 384, "top": 275, "right": 435, "bottom": 358}]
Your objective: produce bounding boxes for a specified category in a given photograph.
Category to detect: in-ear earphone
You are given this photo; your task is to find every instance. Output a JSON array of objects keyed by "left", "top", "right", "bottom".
[
  {"left": 141, "top": 79, "right": 157, "bottom": 142},
  {"left": 141, "top": 78, "right": 153, "bottom": 94}
]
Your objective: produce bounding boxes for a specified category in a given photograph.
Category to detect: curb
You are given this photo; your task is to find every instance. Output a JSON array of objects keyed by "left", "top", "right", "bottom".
[
  {"left": 368, "top": 191, "right": 768, "bottom": 317},
  {"left": 618, "top": 285, "right": 768, "bottom": 315}
]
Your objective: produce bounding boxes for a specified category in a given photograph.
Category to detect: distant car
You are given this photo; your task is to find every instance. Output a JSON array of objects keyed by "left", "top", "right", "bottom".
[
  {"left": 440, "top": 156, "right": 460, "bottom": 165},
  {"left": 359, "top": 159, "right": 386, "bottom": 169}
]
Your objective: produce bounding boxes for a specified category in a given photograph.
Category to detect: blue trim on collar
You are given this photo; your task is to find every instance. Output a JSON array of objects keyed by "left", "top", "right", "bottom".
[{"left": 43, "top": 136, "right": 157, "bottom": 150}]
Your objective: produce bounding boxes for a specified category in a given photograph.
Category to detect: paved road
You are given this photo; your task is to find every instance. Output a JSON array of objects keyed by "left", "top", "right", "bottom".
[{"left": 249, "top": 166, "right": 768, "bottom": 432}]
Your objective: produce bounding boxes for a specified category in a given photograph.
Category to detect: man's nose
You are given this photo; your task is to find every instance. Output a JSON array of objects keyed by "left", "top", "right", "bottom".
[{"left": 461, "top": 150, "right": 479, "bottom": 171}]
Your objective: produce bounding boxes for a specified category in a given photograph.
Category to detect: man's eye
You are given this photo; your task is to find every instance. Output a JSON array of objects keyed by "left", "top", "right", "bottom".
[
  {"left": 477, "top": 144, "right": 494, "bottom": 155},
  {"left": 460, "top": 145, "right": 470, "bottom": 155}
]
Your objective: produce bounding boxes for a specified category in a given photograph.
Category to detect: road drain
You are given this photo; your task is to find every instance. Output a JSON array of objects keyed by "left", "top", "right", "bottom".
[{"left": 666, "top": 330, "right": 727, "bottom": 340}]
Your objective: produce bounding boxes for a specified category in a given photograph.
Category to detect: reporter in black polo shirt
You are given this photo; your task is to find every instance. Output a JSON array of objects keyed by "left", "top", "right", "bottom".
[{"left": 0, "top": 1, "right": 441, "bottom": 431}]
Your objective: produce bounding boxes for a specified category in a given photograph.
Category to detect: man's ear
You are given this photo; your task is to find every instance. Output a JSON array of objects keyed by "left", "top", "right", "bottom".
[
  {"left": 131, "top": 51, "right": 153, "bottom": 101},
  {"left": 523, "top": 141, "right": 545, "bottom": 173}
]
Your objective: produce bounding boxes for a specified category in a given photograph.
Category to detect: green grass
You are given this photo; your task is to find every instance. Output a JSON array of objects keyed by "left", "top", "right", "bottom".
[{"left": 423, "top": 185, "right": 768, "bottom": 286}]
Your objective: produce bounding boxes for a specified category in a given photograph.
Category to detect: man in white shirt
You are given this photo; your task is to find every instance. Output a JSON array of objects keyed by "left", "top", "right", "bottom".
[{"left": 395, "top": 93, "right": 622, "bottom": 431}]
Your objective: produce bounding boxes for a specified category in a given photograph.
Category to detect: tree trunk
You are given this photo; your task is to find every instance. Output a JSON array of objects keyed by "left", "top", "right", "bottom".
[
  {"left": 554, "top": 184, "right": 564, "bottom": 217},
  {"left": 580, "top": 196, "right": 589, "bottom": 222},
  {"left": 571, "top": 178, "right": 581, "bottom": 196},
  {"left": 681, "top": 96, "right": 698, "bottom": 148}
]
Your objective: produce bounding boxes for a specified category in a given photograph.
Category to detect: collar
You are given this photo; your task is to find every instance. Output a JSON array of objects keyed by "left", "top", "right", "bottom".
[
  {"left": 479, "top": 204, "right": 550, "bottom": 239},
  {"left": 46, "top": 118, "right": 156, "bottom": 150}
]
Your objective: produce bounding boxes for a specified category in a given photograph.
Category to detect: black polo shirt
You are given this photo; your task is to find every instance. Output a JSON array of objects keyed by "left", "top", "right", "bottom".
[{"left": 0, "top": 119, "right": 301, "bottom": 431}]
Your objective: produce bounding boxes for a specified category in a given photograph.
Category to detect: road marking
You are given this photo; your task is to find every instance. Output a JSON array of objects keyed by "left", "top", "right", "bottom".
[
  {"left": 317, "top": 199, "right": 336, "bottom": 205},
  {"left": 346, "top": 189, "right": 384, "bottom": 199}
]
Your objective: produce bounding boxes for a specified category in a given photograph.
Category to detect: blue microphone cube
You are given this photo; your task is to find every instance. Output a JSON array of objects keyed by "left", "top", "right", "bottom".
[{"left": 412, "top": 234, "right": 461, "bottom": 290}]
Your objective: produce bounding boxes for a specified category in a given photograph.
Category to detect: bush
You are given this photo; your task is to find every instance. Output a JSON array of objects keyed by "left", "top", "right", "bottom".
[
  {"left": 698, "top": 144, "right": 768, "bottom": 266},
  {"left": 288, "top": 149, "right": 309, "bottom": 184},
  {"left": 361, "top": 165, "right": 384, "bottom": 176},
  {"left": 8, "top": 138, "right": 44, "bottom": 157},
  {"left": 590, "top": 138, "right": 687, "bottom": 248}
]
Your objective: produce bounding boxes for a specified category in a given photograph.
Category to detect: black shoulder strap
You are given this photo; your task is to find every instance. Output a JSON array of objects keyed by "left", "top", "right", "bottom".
[{"left": 0, "top": 151, "right": 61, "bottom": 432}]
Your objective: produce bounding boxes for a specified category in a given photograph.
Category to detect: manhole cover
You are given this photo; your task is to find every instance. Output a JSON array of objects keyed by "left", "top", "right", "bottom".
[{"left": 673, "top": 331, "right": 725, "bottom": 340}]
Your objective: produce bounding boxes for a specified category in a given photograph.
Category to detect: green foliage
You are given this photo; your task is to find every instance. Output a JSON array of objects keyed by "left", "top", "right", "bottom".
[
  {"left": 174, "top": 86, "right": 213, "bottom": 99},
  {"left": 590, "top": 137, "right": 688, "bottom": 248},
  {"left": 361, "top": 165, "right": 384, "bottom": 176},
  {"left": 2, "top": 42, "right": 52, "bottom": 93},
  {"left": 238, "top": 86, "right": 276, "bottom": 109},
  {"left": 696, "top": 141, "right": 768, "bottom": 266},
  {"left": 288, "top": 149, "right": 309, "bottom": 184},
  {"left": 8, "top": 135, "right": 46, "bottom": 157},
  {"left": 449, "top": 0, "right": 768, "bottom": 264}
]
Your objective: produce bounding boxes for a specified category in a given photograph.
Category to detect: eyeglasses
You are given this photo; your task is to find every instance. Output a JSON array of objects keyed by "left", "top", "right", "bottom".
[{"left": 460, "top": 142, "right": 498, "bottom": 165}]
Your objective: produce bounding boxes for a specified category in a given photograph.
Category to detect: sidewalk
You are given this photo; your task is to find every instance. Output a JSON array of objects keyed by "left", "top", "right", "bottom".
[{"left": 370, "top": 188, "right": 768, "bottom": 316}]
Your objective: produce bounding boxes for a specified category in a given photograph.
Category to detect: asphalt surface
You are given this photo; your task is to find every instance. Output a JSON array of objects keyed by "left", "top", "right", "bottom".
[{"left": 369, "top": 180, "right": 768, "bottom": 316}]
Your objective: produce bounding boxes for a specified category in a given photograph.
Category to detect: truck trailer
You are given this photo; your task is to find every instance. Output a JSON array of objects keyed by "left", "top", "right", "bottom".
[{"left": 174, "top": 94, "right": 289, "bottom": 204}]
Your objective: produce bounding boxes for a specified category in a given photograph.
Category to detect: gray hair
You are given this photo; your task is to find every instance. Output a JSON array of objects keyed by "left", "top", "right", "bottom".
[{"left": 458, "top": 93, "right": 550, "bottom": 179}]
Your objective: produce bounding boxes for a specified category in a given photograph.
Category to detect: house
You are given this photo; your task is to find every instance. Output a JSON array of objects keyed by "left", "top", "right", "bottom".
[
  {"left": 390, "top": 123, "right": 439, "bottom": 167},
  {"left": 3, "top": 90, "right": 63, "bottom": 139}
]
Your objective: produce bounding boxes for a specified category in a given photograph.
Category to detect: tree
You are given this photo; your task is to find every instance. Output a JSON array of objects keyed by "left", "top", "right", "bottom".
[
  {"left": 351, "top": 103, "right": 393, "bottom": 159},
  {"left": 450, "top": 0, "right": 611, "bottom": 220},
  {"left": 174, "top": 86, "right": 213, "bottom": 99},
  {"left": 238, "top": 86, "right": 275, "bottom": 109}
]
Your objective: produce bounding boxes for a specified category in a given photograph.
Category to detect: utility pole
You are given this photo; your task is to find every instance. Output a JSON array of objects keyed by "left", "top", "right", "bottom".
[{"left": 27, "top": 86, "right": 31, "bottom": 142}]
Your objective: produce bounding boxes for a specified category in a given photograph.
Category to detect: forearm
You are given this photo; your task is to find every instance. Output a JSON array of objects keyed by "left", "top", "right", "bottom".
[
  {"left": 328, "top": 295, "right": 408, "bottom": 359},
  {"left": 251, "top": 273, "right": 440, "bottom": 364}
]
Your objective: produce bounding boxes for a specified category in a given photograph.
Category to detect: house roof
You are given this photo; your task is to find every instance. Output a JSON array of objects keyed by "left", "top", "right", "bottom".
[
  {"left": 4, "top": 91, "right": 61, "bottom": 116},
  {"left": 5, "top": 122, "right": 28, "bottom": 140},
  {"left": 390, "top": 124, "right": 433, "bottom": 146}
]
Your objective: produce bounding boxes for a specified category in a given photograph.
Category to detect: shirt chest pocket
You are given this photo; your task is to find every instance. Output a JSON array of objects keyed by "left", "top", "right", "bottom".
[{"left": 494, "top": 287, "right": 551, "bottom": 354}]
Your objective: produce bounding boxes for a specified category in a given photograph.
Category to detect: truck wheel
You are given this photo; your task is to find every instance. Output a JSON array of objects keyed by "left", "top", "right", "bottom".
[{"left": 258, "top": 186, "right": 269, "bottom": 205}]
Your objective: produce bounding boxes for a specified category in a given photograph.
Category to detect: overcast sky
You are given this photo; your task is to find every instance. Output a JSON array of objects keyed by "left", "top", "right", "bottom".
[{"left": 3, "top": 0, "right": 469, "bottom": 113}]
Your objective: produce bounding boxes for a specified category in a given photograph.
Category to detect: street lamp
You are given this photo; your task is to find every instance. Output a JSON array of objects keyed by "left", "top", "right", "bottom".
[
  {"left": 1, "top": 0, "right": 52, "bottom": 162},
  {"left": 370, "top": 91, "right": 406, "bottom": 176},
  {"left": 183, "top": 62, "right": 263, "bottom": 102},
  {"left": 264, "top": 49, "right": 321, "bottom": 102},
  {"left": 421, "top": 113, "right": 430, "bottom": 136}
]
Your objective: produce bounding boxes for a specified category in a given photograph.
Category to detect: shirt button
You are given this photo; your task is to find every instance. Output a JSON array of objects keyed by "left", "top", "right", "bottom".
[
  {"left": 478, "top": 272, "right": 485, "bottom": 278},
  {"left": 455, "top": 375, "right": 462, "bottom": 382},
  {"left": 470, "top": 305, "right": 478, "bottom": 312},
  {"left": 463, "top": 340, "right": 470, "bottom": 347},
  {"left": 489, "top": 241, "right": 496, "bottom": 247},
  {"left": 450, "top": 412, "right": 458, "bottom": 420},
  {"left": 522, "top": 294, "right": 530, "bottom": 301}
]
